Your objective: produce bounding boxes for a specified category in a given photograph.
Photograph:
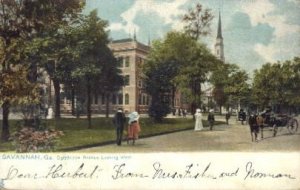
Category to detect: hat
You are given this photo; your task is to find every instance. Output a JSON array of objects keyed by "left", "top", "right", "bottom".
[
  {"left": 196, "top": 108, "right": 201, "bottom": 113},
  {"left": 128, "top": 111, "right": 139, "bottom": 124}
]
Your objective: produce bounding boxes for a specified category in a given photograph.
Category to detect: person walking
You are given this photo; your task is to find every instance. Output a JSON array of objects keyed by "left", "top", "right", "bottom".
[
  {"left": 127, "top": 111, "right": 141, "bottom": 145},
  {"left": 207, "top": 109, "right": 215, "bottom": 131},
  {"left": 112, "top": 108, "right": 126, "bottom": 146},
  {"left": 194, "top": 109, "right": 203, "bottom": 131},
  {"left": 225, "top": 111, "right": 231, "bottom": 124}
]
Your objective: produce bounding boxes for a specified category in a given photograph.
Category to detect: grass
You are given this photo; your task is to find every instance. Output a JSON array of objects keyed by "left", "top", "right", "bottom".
[{"left": 0, "top": 117, "right": 224, "bottom": 152}]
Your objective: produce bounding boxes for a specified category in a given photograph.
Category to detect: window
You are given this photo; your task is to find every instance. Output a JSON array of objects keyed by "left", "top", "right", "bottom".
[
  {"left": 125, "top": 56, "right": 130, "bottom": 67},
  {"left": 125, "top": 94, "right": 129, "bottom": 105},
  {"left": 139, "top": 94, "right": 142, "bottom": 105},
  {"left": 124, "top": 75, "right": 130, "bottom": 86},
  {"left": 112, "top": 94, "right": 117, "bottom": 105},
  {"left": 117, "top": 57, "right": 123, "bottom": 67},
  {"left": 118, "top": 94, "right": 123, "bottom": 105}
]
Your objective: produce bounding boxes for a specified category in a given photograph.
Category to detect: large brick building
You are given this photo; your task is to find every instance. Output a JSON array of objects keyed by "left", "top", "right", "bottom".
[{"left": 93, "top": 37, "right": 151, "bottom": 114}]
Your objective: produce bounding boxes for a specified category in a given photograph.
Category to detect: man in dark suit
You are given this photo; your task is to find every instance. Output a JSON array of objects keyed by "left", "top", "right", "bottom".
[{"left": 113, "top": 108, "right": 126, "bottom": 146}]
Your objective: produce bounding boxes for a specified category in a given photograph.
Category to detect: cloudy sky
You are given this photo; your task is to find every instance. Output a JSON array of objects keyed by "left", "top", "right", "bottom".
[{"left": 84, "top": 0, "right": 300, "bottom": 76}]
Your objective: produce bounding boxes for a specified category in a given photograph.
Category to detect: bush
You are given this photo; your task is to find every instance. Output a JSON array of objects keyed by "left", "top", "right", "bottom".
[
  {"left": 12, "top": 127, "right": 64, "bottom": 152},
  {"left": 148, "top": 101, "right": 170, "bottom": 122}
]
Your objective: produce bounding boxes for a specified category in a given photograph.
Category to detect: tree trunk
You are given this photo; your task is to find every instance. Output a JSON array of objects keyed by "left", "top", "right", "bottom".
[
  {"left": 53, "top": 79, "right": 61, "bottom": 119},
  {"left": 171, "top": 86, "right": 175, "bottom": 108},
  {"left": 87, "top": 79, "right": 92, "bottom": 129},
  {"left": 105, "top": 93, "right": 110, "bottom": 118},
  {"left": 1, "top": 101, "right": 10, "bottom": 142},
  {"left": 71, "top": 86, "right": 75, "bottom": 116}
]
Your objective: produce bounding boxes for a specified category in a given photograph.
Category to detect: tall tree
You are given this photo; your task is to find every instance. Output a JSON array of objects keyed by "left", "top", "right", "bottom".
[
  {"left": 0, "top": 0, "right": 83, "bottom": 141},
  {"left": 72, "top": 10, "right": 122, "bottom": 127},
  {"left": 210, "top": 63, "right": 249, "bottom": 113},
  {"left": 144, "top": 31, "right": 216, "bottom": 120},
  {"left": 182, "top": 3, "right": 214, "bottom": 40}
]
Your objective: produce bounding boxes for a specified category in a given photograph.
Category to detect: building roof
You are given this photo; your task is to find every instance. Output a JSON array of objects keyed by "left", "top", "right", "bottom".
[{"left": 111, "top": 38, "right": 134, "bottom": 43}]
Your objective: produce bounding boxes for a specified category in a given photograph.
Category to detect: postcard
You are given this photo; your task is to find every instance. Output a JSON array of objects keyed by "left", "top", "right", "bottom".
[{"left": 0, "top": 0, "right": 299, "bottom": 189}]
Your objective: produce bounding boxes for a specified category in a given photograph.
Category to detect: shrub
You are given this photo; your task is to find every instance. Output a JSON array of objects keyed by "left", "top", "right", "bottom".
[{"left": 12, "top": 127, "right": 64, "bottom": 152}]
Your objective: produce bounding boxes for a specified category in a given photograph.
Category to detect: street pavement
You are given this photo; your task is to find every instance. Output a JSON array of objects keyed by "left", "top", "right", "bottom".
[{"left": 76, "top": 117, "right": 300, "bottom": 153}]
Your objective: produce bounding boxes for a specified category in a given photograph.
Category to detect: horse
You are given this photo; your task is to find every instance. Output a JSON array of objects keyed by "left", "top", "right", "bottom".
[{"left": 256, "top": 115, "right": 265, "bottom": 139}]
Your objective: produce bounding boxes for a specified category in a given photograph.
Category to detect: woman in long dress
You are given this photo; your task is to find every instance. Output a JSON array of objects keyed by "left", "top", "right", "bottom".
[
  {"left": 194, "top": 108, "right": 203, "bottom": 131},
  {"left": 127, "top": 111, "right": 141, "bottom": 145}
]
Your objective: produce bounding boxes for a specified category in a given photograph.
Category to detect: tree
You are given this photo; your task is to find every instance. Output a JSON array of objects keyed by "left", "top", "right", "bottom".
[
  {"left": 210, "top": 63, "right": 249, "bottom": 113},
  {"left": 72, "top": 10, "right": 122, "bottom": 127},
  {"left": 252, "top": 57, "right": 300, "bottom": 112},
  {"left": 182, "top": 3, "right": 214, "bottom": 40},
  {"left": 24, "top": 0, "right": 84, "bottom": 119},
  {"left": 174, "top": 42, "right": 217, "bottom": 114},
  {"left": 0, "top": 0, "right": 84, "bottom": 141},
  {"left": 144, "top": 31, "right": 216, "bottom": 120},
  {"left": 144, "top": 61, "right": 174, "bottom": 122}
]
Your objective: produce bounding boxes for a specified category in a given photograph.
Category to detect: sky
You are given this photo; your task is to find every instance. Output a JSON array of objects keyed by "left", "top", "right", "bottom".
[{"left": 84, "top": 0, "right": 300, "bottom": 76}]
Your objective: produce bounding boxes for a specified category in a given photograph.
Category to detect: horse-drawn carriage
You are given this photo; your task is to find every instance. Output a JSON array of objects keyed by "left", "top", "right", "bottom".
[{"left": 260, "top": 112, "right": 298, "bottom": 137}]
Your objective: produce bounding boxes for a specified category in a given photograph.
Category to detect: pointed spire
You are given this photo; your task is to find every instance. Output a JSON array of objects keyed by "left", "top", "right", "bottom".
[
  {"left": 133, "top": 28, "right": 136, "bottom": 41},
  {"left": 217, "top": 11, "right": 223, "bottom": 39}
]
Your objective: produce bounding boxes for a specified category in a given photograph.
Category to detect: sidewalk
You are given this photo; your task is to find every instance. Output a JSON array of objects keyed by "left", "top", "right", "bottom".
[{"left": 75, "top": 118, "right": 300, "bottom": 153}]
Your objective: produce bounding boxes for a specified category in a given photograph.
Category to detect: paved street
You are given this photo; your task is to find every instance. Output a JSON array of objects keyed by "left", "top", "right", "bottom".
[{"left": 76, "top": 117, "right": 300, "bottom": 153}]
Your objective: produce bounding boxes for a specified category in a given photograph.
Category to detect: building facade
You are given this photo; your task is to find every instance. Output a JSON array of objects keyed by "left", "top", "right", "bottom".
[
  {"left": 92, "top": 38, "right": 150, "bottom": 114},
  {"left": 48, "top": 11, "right": 225, "bottom": 115}
]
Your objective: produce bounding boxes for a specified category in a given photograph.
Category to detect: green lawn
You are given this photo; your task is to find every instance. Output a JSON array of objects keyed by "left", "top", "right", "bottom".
[{"left": 0, "top": 117, "right": 224, "bottom": 152}]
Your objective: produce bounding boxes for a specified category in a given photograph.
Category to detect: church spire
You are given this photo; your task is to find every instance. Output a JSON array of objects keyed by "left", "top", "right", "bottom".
[
  {"left": 215, "top": 11, "right": 225, "bottom": 62},
  {"left": 133, "top": 28, "right": 137, "bottom": 41},
  {"left": 217, "top": 11, "right": 223, "bottom": 39}
]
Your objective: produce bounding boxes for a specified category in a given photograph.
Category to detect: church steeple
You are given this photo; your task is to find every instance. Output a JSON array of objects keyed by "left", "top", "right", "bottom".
[
  {"left": 215, "top": 11, "right": 225, "bottom": 62},
  {"left": 217, "top": 12, "right": 223, "bottom": 39},
  {"left": 133, "top": 29, "right": 137, "bottom": 41}
]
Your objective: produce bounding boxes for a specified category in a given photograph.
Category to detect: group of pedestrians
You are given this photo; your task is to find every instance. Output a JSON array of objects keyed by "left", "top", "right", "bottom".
[
  {"left": 172, "top": 108, "right": 187, "bottom": 118},
  {"left": 112, "top": 108, "right": 218, "bottom": 146},
  {"left": 112, "top": 108, "right": 141, "bottom": 146},
  {"left": 194, "top": 109, "right": 215, "bottom": 131}
]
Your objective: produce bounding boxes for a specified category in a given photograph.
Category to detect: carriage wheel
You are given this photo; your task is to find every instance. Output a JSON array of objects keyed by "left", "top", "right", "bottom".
[
  {"left": 288, "top": 119, "right": 298, "bottom": 134},
  {"left": 273, "top": 124, "right": 278, "bottom": 137}
]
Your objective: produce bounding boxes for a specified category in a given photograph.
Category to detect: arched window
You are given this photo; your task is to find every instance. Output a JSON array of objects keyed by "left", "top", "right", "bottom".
[
  {"left": 117, "top": 57, "right": 123, "bottom": 67},
  {"left": 125, "top": 93, "right": 129, "bottom": 105}
]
